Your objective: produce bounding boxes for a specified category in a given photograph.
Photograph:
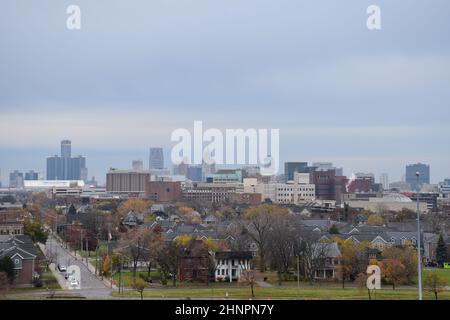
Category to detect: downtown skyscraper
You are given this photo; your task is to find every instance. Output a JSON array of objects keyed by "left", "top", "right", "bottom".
[
  {"left": 46, "top": 140, "right": 87, "bottom": 181},
  {"left": 149, "top": 147, "right": 164, "bottom": 170}
]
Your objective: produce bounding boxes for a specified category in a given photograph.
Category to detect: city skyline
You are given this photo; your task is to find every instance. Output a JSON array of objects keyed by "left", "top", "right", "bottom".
[{"left": 0, "top": 140, "right": 446, "bottom": 187}]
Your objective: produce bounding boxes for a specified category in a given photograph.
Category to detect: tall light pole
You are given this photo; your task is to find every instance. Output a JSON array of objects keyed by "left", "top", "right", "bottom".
[
  {"left": 297, "top": 255, "right": 300, "bottom": 300},
  {"left": 416, "top": 171, "right": 423, "bottom": 300}
]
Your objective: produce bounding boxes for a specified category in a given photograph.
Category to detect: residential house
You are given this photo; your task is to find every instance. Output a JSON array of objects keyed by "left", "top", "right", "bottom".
[
  {"left": 0, "top": 235, "right": 38, "bottom": 287},
  {"left": 214, "top": 251, "right": 253, "bottom": 282},
  {"left": 178, "top": 240, "right": 212, "bottom": 283},
  {"left": 313, "top": 242, "right": 341, "bottom": 280},
  {"left": 121, "top": 211, "right": 144, "bottom": 228}
]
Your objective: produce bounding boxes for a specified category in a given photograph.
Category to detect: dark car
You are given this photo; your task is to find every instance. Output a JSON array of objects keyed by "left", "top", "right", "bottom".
[{"left": 58, "top": 264, "right": 67, "bottom": 272}]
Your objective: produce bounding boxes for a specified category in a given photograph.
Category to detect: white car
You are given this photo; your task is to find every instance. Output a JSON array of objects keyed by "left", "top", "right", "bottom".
[{"left": 69, "top": 278, "right": 79, "bottom": 288}]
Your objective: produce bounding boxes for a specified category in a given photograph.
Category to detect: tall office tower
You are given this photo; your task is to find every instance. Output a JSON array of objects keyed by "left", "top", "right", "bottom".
[
  {"left": 25, "top": 170, "right": 38, "bottom": 180},
  {"left": 46, "top": 140, "right": 87, "bottom": 181},
  {"left": 61, "top": 140, "right": 72, "bottom": 158},
  {"left": 406, "top": 163, "right": 430, "bottom": 191},
  {"left": 379, "top": 173, "right": 389, "bottom": 190},
  {"left": 149, "top": 147, "right": 164, "bottom": 169},
  {"left": 9, "top": 170, "right": 24, "bottom": 188},
  {"left": 132, "top": 160, "right": 144, "bottom": 171},
  {"left": 284, "top": 162, "right": 311, "bottom": 182}
]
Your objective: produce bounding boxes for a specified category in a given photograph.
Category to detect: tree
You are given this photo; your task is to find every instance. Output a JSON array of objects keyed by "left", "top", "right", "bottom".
[
  {"left": 102, "top": 255, "right": 112, "bottom": 277},
  {"left": 293, "top": 229, "right": 328, "bottom": 284},
  {"left": 117, "top": 198, "right": 150, "bottom": 218},
  {"left": 132, "top": 277, "right": 147, "bottom": 300},
  {"left": 111, "top": 252, "right": 128, "bottom": 293},
  {"left": 424, "top": 271, "right": 447, "bottom": 300},
  {"left": 337, "top": 240, "right": 369, "bottom": 288},
  {"left": 367, "top": 214, "right": 385, "bottom": 226},
  {"left": 354, "top": 272, "right": 372, "bottom": 300},
  {"left": 268, "top": 216, "right": 295, "bottom": 280},
  {"left": 241, "top": 268, "right": 257, "bottom": 298},
  {"left": 436, "top": 234, "right": 448, "bottom": 267},
  {"left": 157, "top": 241, "right": 184, "bottom": 287},
  {"left": 0, "top": 257, "right": 15, "bottom": 284},
  {"left": 44, "top": 250, "right": 56, "bottom": 271},
  {"left": 381, "top": 259, "right": 405, "bottom": 290},
  {"left": 0, "top": 272, "right": 9, "bottom": 296},
  {"left": 118, "top": 228, "right": 148, "bottom": 279},
  {"left": 383, "top": 246, "right": 417, "bottom": 284},
  {"left": 242, "top": 204, "right": 288, "bottom": 272},
  {"left": 23, "top": 220, "right": 48, "bottom": 243},
  {"left": 329, "top": 224, "right": 339, "bottom": 234}
]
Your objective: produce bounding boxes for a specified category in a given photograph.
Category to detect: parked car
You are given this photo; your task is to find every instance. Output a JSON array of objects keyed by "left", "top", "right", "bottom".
[{"left": 58, "top": 264, "right": 67, "bottom": 272}]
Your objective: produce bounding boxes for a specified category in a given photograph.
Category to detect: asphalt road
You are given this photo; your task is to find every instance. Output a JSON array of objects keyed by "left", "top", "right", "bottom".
[{"left": 45, "top": 236, "right": 112, "bottom": 298}]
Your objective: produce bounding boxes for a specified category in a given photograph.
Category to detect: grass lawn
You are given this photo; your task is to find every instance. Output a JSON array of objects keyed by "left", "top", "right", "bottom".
[
  {"left": 112, "top": 271, "right": 161, "bottom": 287},
  {"left": 423, "top": 268, "right": 450, "bottom": 284},
  {"left": 112, "top": 286, "right": 450, "bottom": 300},
  {"left": 112, "top": 271, "right": 238, "bottom": 288},
  {"left": 41, "top": 269, "right": 62, "bottom": 290}
]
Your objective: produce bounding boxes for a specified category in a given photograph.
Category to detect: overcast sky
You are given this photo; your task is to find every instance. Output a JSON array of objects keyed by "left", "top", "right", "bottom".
[{"left": 1, "top": 0, "right": 450, "bottom": 185}]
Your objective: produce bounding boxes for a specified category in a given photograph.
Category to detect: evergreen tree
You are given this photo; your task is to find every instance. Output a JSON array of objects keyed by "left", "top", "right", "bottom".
[
  {"left": 436, "top": 234, "right": 448, "bottom": 267},
  {"left": 0, "top": 257, "right": 15, "bottom": 284}
]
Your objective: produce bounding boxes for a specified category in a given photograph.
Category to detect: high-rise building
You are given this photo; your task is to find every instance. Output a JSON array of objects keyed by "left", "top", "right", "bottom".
[
  {"left": 284, "top": 162, "right": 311, "bottom": 182},
  {"left": 9, "top": 170, "right": 24, "bottom": 188},
  {"left": 25, "top": 170, "right": 38, "bottom": 181},
  {"left": 149, "top": 147, "right": 164, "bottom": 170},
  {"left": 106, "top": 169, "right": 150, "bottom": 194},
  {"left": 379, "top": 173, "right": 389, "bottom": 190},
  {"left": 310, "top": 169, "right": 347, "bottom": 203},
  {"left": 186, "top": 166, "right": 203, "bottom": 182},
  {"left": 61, "top": 140, "right": 71, "bottom": 158},
  {"left": 406, "top": 163, "right": 430, "bottom": 191},
  {"left": 46, "top": 140, "right": 88, "bottom": 181},
  {"left": 132, "top": 160, "right": 144, "bottom": 171}
]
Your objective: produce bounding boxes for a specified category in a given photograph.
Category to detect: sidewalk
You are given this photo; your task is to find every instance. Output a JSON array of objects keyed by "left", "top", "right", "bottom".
[{"left": 37, "top": 242, "right": 68, "bottom": 290}]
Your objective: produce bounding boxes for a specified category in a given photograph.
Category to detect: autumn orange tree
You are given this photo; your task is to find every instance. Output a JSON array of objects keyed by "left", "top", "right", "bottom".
[
  {"left": 102, "top": 255, "right": 112, "bottom": 278},
  {"left": 380, "top": 259, "right": 405, "bottom": 289},
  {"left": 117, "top": 198, "right": 151, "bottom": 218},
  {"left": 336, "top": 239, "right": 371, "bottom": 288},
  {"left": 382, "top": 246, "right": 417, "bottom": 284}
]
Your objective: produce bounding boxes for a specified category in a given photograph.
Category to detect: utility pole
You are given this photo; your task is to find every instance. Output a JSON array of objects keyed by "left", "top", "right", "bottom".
[
  {"left": 80, "top": 228, "right": 83, "bottom": 259},
  {"left": 416, "top": 171, "right": 423, "bottom": 300},
  {"left": 297, "top": 255, "right": 300, "bottom": 300}
]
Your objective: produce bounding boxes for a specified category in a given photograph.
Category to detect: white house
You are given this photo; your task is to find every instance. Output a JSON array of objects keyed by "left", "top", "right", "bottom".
[{"left": 214, "top": 251, "right": 253, "bottom": 282}]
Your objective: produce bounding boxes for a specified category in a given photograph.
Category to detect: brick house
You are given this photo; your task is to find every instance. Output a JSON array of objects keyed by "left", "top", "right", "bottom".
[
  {"left": 0, "top": 235, "right": 38, "bottom": 287},
  {"left": 178, "top": 240, "right": 213, "bottom": 283}
]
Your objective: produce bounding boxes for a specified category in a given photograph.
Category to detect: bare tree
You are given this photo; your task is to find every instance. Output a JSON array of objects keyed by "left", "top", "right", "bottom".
[
  {"left": 268, "top": 216, "right": 295, "bottom": 281},
  {"left": 242, "top": 204, "right": 288, "bottom": 272},
  {"left": 294, "top": 229, "right": 328, "bottom": 283},
  {"left": 241, "top": 267, "right": 257, "bottom": 298}
]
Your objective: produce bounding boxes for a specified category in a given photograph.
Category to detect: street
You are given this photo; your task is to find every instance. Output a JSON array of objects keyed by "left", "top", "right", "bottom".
[{"left": 44, "top": 235, "right": 112, "bottom": 298}]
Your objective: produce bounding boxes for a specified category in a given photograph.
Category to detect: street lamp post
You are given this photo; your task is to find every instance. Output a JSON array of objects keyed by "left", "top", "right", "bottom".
[{"left": 416, "top": 171, "right": 423, "bottom": 300}]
